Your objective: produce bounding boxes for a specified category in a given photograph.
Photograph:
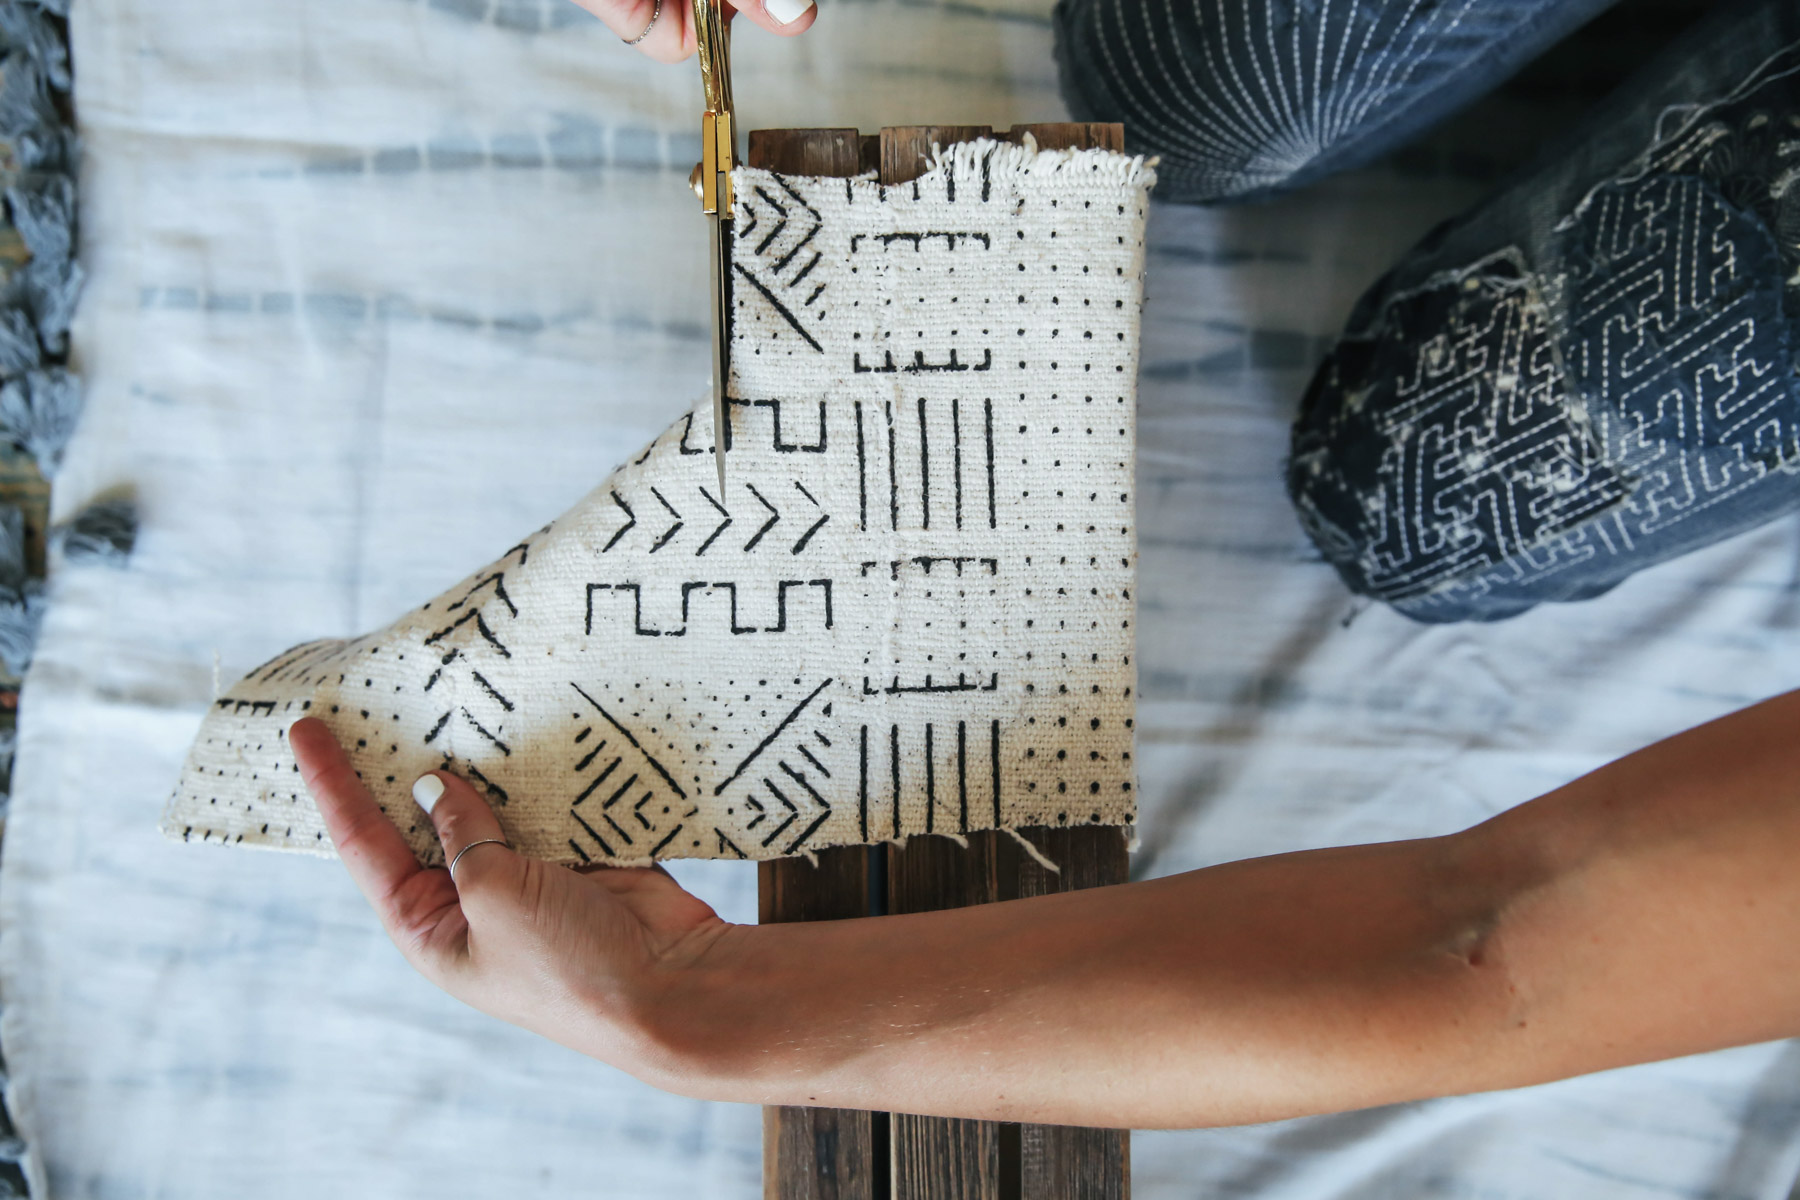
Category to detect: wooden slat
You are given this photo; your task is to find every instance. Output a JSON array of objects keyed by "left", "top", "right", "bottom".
[
  {"left": 1003, "top": 123, "right": 1125, "bottom": 153},
  {"left": 747, "top": 127, "right": 867, "bottom": 178},
  {"left": 886, "top": 830, "right": 1000, "bottom": 908},
  {"left": 761, "top": 844, "right": 875, "bottom": 925},
  {"left": 757, "top": 121, "right": 1132, "bottom": 1200},
  {"left": 1019, "top": 1122, "right": 1128, "bottom": 1200},
  {"left": 887, "top": 833, "right": 1003, "bottom": 1200},
  {"left": 887, "top": 826, "right": 1130, "bottom": 1200},
  {"left": 755, "top": 127, "right": 882, "bottom": 1200},
  {"left": 879, "top": 126, "right": 993, "bottom": 186},
  {"left": 1003, "top": 827, "right": 1131, "bottom": 1200},
  {"left": 759, "top": 798, "right": 884, "bottom": 1200},
  {"left": 995, "top": 118, "right": 1130, "bottom": 1200},
  {"left": 890, "top": 1105, "right": 1001, "bottom": 1200},
  {"left": 764, "top": 1097, "right": 886, "bottom": 1200},
  {"left": 878, "top": 119, "right": 1009, "bottom": 1200}
]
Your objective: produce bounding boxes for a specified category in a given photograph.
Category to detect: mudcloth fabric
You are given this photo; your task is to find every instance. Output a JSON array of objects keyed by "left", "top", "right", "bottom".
[{"left": 165, "top": 139, "right": 1155, "bottom": 866}]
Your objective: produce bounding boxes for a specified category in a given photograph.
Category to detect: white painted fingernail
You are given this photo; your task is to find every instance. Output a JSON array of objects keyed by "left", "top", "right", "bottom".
[
  {"left": 412, "top": 774, "right": 446, "bottom": 813},
  {"left": 765, "top": 0, "right": 813, "bottom": 25}
]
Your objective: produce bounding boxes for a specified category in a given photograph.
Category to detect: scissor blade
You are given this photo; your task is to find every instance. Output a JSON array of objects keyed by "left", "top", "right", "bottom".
[{"left": 707, "top": 211, "right": 729, "bottom": 498}]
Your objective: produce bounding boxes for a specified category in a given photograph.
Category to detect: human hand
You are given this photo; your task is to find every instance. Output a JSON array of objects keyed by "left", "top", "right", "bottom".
[
  {"left": 289, "top": 717, "right": 735, "bottom": 1082},
  {"left": 570, "top": 0, "right": 815, "bottom": 65}
]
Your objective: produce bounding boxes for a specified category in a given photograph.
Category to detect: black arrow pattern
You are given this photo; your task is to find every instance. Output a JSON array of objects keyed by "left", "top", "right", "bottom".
[
  {"left": 647, "top": 487, "right": 683, "bottom": 553},
  {"left": 599, "top": 479, "right": 830, "bottom": 558},
  {"left": 601, "top": 490, "right": 634, "bottom": 552},
  {"left": 742, "top": 482, "right": 780, "bottom": 551},
  {"left": 695, "top": 486, "right": 732, "bottom": 554}
]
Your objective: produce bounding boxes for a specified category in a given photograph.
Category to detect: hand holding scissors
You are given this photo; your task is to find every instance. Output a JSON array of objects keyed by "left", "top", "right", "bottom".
[{"left": 569, "top": 0, "right": 814, "bottom": 63}]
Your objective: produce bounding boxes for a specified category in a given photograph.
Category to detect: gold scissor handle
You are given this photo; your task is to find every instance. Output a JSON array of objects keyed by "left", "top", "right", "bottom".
[
  {"left": 693, "top": 0, "right": 733, "bottom": 118},
  {"left": 692, "top": 0, "right": 735, "bottom": 216},
  {"left": 692, "top": 0, "right": 735, "bottom": 495}
]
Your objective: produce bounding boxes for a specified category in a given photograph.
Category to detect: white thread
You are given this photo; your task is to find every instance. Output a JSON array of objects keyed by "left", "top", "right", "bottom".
[
  {"left": 1006, "top": 827, "right": 1061, "bottom": 874},
  {"left": 922, "top": 137, "right": 1158, "bottom": 193}
]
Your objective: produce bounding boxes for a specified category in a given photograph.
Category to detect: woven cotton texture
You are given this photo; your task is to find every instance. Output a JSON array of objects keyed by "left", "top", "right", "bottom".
[{"left": 163, "top": 139, "right": 1152, "bottom": 866}]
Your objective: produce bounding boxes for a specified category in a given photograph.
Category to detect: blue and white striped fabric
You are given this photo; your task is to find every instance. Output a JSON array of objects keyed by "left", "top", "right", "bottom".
[{"left": 4, "top": 1, "right": 1800, "bottom": 1197}]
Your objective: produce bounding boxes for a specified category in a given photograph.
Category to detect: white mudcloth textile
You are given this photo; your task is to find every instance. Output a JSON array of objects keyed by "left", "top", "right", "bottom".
[
  {"left": 5, "top": 0, "right": 1800, "bottom": 1197},
  {"left": 165, "top": 143, "right": 1152, "bottom": 866}
]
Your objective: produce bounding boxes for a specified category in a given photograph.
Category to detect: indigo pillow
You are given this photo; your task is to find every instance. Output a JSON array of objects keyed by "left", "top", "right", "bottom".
[
  {"left": 1289, "top": 0, "right": 1800, "bottom": 622},
  {"left": 1053, "top": 0, "right": 1620, "bottom": 204}
]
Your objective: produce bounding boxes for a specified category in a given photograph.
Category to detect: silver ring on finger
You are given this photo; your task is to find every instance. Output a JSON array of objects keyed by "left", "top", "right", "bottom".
[
  {"left": 447, "top": 837, "right": 511, "bottom": 882},
  {"left": 624, "top": 0, "right": 663, "bottom": 46}
]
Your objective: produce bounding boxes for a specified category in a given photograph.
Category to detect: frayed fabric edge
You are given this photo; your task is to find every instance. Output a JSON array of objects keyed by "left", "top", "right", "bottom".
[
  {"left": 926, "top": 133, "right": 1158, "bottom": 193},
  {"left": 734, "top": 135, "right": 1159, "bottom": 200}
]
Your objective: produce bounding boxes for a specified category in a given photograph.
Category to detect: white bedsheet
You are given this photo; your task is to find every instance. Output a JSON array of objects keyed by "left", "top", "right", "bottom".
[{"left": 6, "top": 0, "right": 1800, "bottom": 1197}]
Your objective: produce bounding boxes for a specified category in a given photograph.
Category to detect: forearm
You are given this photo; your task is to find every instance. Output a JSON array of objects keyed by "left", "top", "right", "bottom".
[
  {"left": 630, "top": 689, "right": 1800, "bottom": 1128},
  {"left": 643, "top": 835, "right": 1524, "bottom": 1127}
]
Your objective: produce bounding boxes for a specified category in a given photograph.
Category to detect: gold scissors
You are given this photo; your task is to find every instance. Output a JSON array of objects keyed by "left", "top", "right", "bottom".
[{"left": 689, "top": 0, "right": 735, "bottom": 498}]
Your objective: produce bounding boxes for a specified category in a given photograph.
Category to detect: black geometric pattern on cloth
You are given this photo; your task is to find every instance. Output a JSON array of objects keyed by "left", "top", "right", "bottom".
[{"left": 165, "top": 140, "right": 1153, "bottom": 865}]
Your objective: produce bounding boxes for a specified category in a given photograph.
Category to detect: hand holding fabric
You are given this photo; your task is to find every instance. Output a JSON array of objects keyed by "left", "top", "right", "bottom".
[{"left": 289, "top": 717, "right": 732, "bottom": 1083}]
